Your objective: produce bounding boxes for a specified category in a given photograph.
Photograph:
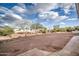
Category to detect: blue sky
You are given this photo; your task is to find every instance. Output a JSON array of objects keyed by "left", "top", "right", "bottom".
[{"left": 0, "top": 3, "right": 79, "bottom": 29}]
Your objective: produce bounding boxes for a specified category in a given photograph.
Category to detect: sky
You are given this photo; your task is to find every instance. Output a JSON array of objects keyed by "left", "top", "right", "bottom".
[{"left": 0, "top": 3, "right": 79, "bottom": 29}]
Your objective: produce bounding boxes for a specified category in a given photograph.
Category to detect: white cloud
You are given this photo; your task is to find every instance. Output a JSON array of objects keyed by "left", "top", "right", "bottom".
[
  {"left": 55, "top": 16, "right": 68, "bottom": 21},
  {"left": 38, "top": 11, "right": 58, "bottom": 19},
  {"left": 0, "top": 6, "right": 13, "bottom": 14},
  {"left": 17, "top": 3, "right": 26, "bottom": 9},
  {"left": 3, "top": 13, "right": 23, "bottom": 23},
  {"left": 64, "top": 9, "right": 70, "bottom": 14},
  {"left": 35, "top": 3, "right": 72, "bottom": 22},
  {"left": 60, "top": 22, "right": 66, "bottom": 25},
  {"left": 0, "top": 3, "right": 75, "bottom": 28},
  {"left": 12, "top": 6, "right": 26, "bottom": 14},
  {"left": 11, "top": 3, "right": 72, "bottom": 22},
  {"left": 38, "top": 12, "right": 48, "bottom": 19},
  {"left": 49, "top": 12, "right": 59, "bottom": 19},
  {"left": 35, "top": 3, "right": 58, "bottom": 12},
  {"left": 33, "top": 3, "right": 74, "bottom": 14},
  {"left": 9, "top": 13, "right": 22, "bottom": 20},
  {"left": 0, "top": 6, "right": 33, "bottom": 28},
  {"left": 67, "top": 18, "right": 78, "bottom": 21},
  {"left": 0, "top": 6, "right": 25, "bottom": 22},
  {"left": 0, "top": 14, "right": 5, "bottom": 17},
  {"left": 59, "top": 3, "right": 74, "bottom": 13},
  {"left": 34, "top": 3, "right": 73, "bottom": 14},
  {"left": 38, "top": 11, "right": 68, "bottom": 22},
  {"left": 4, "top": 23, "right": 9, "bottom": 26},
  {"left": 59, "top": 3, "right": 73, "bottom": 9}
]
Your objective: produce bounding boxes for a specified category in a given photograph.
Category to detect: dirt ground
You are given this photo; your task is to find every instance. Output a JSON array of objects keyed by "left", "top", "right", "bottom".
[{"left": 0, "top": 32, "right": 73, "bottom": 56}]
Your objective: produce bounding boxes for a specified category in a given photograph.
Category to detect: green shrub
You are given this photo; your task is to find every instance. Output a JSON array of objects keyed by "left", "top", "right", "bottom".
[
  {"left": 64, "top": 27, "right": 73, "bottom": 32},
  {"left": 51, "top": 26, "right": 79, "bottom": 32},
  {"left": 74, "top": 26, "right": 79, "bottom": 31},
  {"left": 0, "top": 26, "right": 14, "bottom": 36},
  {"left": 51, "top": 27, "right": 74, "bottom": 32}
]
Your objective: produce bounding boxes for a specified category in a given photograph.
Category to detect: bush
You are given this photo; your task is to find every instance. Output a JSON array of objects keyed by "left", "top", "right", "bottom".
[
  {"left": 0, "top": 30, "right": 4, "bottom": 36},
  {"left": 39, "top": 29, "right": 47, "bottom": 33},
  {"left": 0, "top": 26, "right": 14, "bottom": 36},
  {"left": 51, "top": 28, "right": 64, "bottom": 32},
  {"left": 51, "top": 26, "right": 79, "bottom": 32},
  {"left": 65, "top": 27, "right": 73, "bottom": 32},
  {"left": 74, "top": 26, "right": 79, "bottom": 31},
  {"left": 51, "top": 27, "right": 74, "bottom": 32}
]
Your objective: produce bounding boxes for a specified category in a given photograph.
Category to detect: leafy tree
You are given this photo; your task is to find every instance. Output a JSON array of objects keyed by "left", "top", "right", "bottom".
[
  {"left": 52, "top": 25, "right": 60, "bottom": 32},
  {"left": 31, "top": 23, "right": 47, "bottom": 33},
  {"left": 31, "top": 23, "right": 46, "bottom": 30}
]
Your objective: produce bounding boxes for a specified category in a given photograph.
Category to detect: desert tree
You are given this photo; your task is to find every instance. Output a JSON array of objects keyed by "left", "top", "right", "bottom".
[{"left": 31, "top": 23, "right": 47, "bottom": 33}]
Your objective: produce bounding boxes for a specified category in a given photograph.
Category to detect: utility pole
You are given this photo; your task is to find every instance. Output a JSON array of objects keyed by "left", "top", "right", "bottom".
[{"left": 75, "top": 3, "right": 79, "bottom": 18}]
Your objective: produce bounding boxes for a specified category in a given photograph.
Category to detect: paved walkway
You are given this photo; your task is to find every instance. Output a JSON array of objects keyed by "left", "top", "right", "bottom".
[
  {"left": 18, "top": 48, "right": 52, "bottom": 56},
  {"left": 49, "top": 36, "right": 79, "bottom": 56}
]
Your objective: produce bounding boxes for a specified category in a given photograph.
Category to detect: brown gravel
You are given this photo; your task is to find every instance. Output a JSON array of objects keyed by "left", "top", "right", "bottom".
[{"left": 0, "top": 32, "right": 73, "bottom": 56}]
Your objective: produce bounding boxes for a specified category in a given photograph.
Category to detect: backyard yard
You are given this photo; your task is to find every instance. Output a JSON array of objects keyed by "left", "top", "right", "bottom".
[{"left": 0, "top": 32, "right": 73, "bottom": 56}]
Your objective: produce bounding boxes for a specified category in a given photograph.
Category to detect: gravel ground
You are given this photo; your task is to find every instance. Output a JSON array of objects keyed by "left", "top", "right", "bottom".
[{"left": 0, "top": 32, "right": 73, "bottom": 56}]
